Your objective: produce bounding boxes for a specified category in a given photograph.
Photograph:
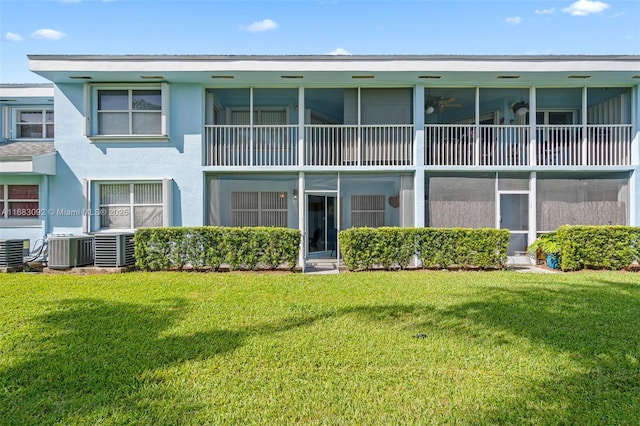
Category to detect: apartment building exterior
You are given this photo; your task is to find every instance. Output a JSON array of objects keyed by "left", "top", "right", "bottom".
[{"left": 1, "top": 55, "right": 638, "bottom": 267}]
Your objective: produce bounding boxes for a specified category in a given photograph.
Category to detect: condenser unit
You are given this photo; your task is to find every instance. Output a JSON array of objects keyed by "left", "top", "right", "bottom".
[
  {"left": 94, "top": 232, "right": 135, "bottom": 268},
  {"left": 48, "top": 235, "right": 94, "bottom": 269},
  {"left": 0, "top": 239, "right": 26, "bottom": 269}
]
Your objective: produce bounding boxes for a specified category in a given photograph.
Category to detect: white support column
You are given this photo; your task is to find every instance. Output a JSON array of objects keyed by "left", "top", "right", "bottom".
[
  {"left": 82, "top": 178, "right": 90, "bottom": 233},
  {"left": 474, "top": 87, "right": 480, "bottom": 166},
  {"left": 582, "top": 86, "right": 588, "bottom": 166},
  {"left": 162, "top": 178, "right": 173, "bottom": 227},
  {"left": 630, "top": 170, "right": 637, "bottom": 226},
  {"left": 631, "top": 85, "right": 639, "bottom": 226},
  {"left": 632, "top": 84, "right": 640, "bottom": 166},
  {"left": 414, "top": 84, "right": 425, "bottom": 167},
  {"left": 529, "top": 172, "right": 537, "bottom": 247},
  {"left": 298, "top": 87, "right": 305, "bottom": 166},
  {"left": 249, "top": 86, "right": 254, "bottom": 166},
  {"left": 357, "top": 87, "right": 362, "bottom": 166},
  {"left": 298, "top": 172, "right": 305, "bottom": 271},
  {"left": 529, "top": 87, "right": 537, "bottom": 166},
  {"left": 414, "top": 169, "right": 425, "bottom": 229},
  {"left": 42, "top": 175, "right": 50, "bottom": 238}
]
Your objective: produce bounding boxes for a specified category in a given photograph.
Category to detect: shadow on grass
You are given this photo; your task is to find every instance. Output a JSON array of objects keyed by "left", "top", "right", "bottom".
[
  {"left": 2, "top": 276, "right": 639, "bottom": 424},
  {"left": 422, "top": 278, "right": 640, "bottom": 424},
  {"left": 0, "top": 297, "right": 331, "bottom": 425}
]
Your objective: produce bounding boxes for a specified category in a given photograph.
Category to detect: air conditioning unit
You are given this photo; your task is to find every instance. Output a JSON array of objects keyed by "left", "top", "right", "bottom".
[
  {"left": 48, "top": 235, "right": 94, "bottom": 269},
  {"left": 94, "top": 233, "right": 135, "bottom": 268},
  {"left": 0, "top": 239, "right": 26, "bottom": 268}
]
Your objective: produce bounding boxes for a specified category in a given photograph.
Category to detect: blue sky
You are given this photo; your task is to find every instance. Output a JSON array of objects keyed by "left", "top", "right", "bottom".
[{"left": 1, "top": 0, "right": 639, "bottom": 83}]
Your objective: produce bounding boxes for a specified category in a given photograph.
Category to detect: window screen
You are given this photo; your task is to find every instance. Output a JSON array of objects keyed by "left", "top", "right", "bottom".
[
  {"left": 351, "top": 195, "right": 385, "bottom": 228},
  {"left": 537, "top": 173, "right": 628, "bottom": 231},
  {"left": 426, "top": 174, "right": 495, "bottom": 228},
  {"left": 231, "top": 191, "right": 287, "bottom": 227}
]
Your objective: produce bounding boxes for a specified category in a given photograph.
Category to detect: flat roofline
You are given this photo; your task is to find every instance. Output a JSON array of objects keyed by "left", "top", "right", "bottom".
[
  {"left": 0, "top": 83, "right": 53, "bottom": 88},
  {"left": 26, "top": 54, "right": 640, "bottom": 62}
]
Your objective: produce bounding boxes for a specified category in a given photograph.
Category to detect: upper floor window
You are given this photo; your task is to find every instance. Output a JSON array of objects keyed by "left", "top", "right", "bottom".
[
  {"left": 16, "top": 109, "right": 54, "bottom": 139},
  {"left": 89, "top": 84, "right": 169, "bottom": 139},
  {"left": 2, "top": 107, "right": 54, "bottom": 140}
]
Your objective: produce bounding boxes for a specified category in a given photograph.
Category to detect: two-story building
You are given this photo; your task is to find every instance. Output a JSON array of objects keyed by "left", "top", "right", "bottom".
[{"left": 2, "top": 55, "right": 639, "bottom": 268}]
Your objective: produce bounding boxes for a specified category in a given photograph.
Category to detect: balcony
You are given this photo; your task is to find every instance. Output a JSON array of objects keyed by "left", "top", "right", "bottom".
[
  {"left": 203, "top": 123, "right": 632, "bottom": 168},
  {"left": 204, "top": 125, "right": 299, "bottom": 167},
  {"left": 425, "top": 124, "right": 633, "bottom": 167},
  {"left": 204, "top": 124, "right": 414, "bottom": 167}
]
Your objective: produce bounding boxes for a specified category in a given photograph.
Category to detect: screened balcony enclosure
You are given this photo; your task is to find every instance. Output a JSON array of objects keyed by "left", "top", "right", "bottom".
[
  {"left": 424, "top": 87, "right": 633, "bottom": 167},
  {"left": 203, "top": 86, "right": 633, "bottom": 168},
  {"left": 204, "top": 88, "right": 414, "bottom": 167}
]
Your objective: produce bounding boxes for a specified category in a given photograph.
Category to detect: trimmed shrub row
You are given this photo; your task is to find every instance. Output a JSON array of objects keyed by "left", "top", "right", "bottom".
[
  {"left": 134, "top": 227, "right": 300, "bottom": 271},
  {"left": 555, "top": 225, "right": 640, "bottom": 271},
  {"left": 339, "top": 227, "right": 510, "bottom": 271}
]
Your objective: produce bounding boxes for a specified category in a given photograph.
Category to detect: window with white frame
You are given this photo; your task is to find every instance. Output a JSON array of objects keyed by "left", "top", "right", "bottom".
[
  {"left": 15, "top": 109, "right": 54, "bottom": 139},
  {"left": 99, "top": 183, "right": 163, "bottom": 229},
  {"left": 231, "top": 191, "right": 287, "bottom": 227},
  {"left": 1, "top": 184, "right": 39, "bottom": 218},
  {"left": 92, "top": 84, "right": 168, "bottom": 137},
  {"left": 351, "top": 195, "right": 385, "bottom": 228}
]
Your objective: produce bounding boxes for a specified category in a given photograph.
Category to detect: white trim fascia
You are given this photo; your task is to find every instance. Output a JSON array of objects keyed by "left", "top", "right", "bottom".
[
  {"left": 88, "top": 135, "right": 170, "bottom": 143},
  {"left": 0, "top": 84, "right": 54, "bottom": 98},
  {"left": 0, "top": 151, "right": 56, "bottom": 175},
  {"left": 28, "top": 55, "right": 640, "bottom": 74}
]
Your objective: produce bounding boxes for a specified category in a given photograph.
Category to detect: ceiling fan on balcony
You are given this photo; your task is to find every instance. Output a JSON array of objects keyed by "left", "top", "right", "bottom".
[{"left": 425, "top": 96, "right": 462, "bottom": 114}]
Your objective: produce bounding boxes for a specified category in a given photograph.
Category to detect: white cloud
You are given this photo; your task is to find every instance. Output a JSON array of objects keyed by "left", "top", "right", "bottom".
[
  {"left": 562, "top": 0, "right": 610, "bottom": 16},
  {"left": 4, "top": 32, "right": 23, "bottom": 42},
  {"left": 535, "top": 7, "right": 556, "bottom": 15},
  {"left": 506, "top": 16, "right": 522, "bottom": 24},
  {"left": 241, "top": 19, "right": 278, "bottom": 33},
  {"left": 31, "top": 28, "right": 67, "bottom": 40},
  {"left": 327, "top": 47, "right": 351, "bottom": 55},
  {"left": 60, "top": 0, "right": 82, "bottom": 3}
]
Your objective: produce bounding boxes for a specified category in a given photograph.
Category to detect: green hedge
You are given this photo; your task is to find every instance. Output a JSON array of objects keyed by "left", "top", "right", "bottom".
[
  {"left": 134, "top": 227, "right": 300, "bottom": 271},
  {"left": 339, "top": 227, "right": 509, "bottom": 271},
  {"left": 555, "top": 225, "right": 640, "bottom": 271},
  {"left": 417, "top": 228, "right": 510, "bottom": 269}
]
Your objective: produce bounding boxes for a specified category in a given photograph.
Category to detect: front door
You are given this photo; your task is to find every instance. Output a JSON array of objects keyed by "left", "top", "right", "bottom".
[
  {"left": 499, "top": 192, "right": 529, "bottom": 256},
  {"left": 307, "top": 194, "right": 337, "bottom": 259}
]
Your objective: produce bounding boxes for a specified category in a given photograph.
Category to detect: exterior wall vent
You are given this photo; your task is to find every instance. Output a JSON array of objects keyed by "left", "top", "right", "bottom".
[
  {"left": 0, "top": 239, "right": 26, "bottom": 268},
  {"left": 48, "top": 235, "right": 95, "bottom": 269},
  {"left": 94, "top": 233, "right": 135, "bottom": 268}
]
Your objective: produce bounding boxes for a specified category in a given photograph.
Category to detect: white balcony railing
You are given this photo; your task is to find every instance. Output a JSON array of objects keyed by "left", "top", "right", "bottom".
[
  {"left": 203, "top": 123, "right": 632, "bottom": 168},
  {"left": 425, "top": 124, "right": 632, "bottom": 167},
  {"left": 585, "top": 124, "right": 632, "bottom": 166},
  {"left": 425, "top": 125, "right": 529, "bottom": 166},
  {"left": 204, "top": 124, "right": 413, "bottom": 167},
  {"left": 304, "top": 125, "right": 413, "bottom": 166},
  {"left": 204, "top": 125, "right": 298, "bottom": 166}
]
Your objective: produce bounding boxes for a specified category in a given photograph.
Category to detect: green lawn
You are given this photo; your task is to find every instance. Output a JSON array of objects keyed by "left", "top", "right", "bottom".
[{"left": 1, "top": 271, "right": 639, "bottom": 425}]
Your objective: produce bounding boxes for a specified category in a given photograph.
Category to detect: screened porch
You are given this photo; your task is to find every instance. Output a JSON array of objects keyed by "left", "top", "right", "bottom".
[
  {"left": 423, "top": 87, "right": 633, "bottom": 167},
  {"left": 203, "top": 88, "right": 414, "bottom": 167}
]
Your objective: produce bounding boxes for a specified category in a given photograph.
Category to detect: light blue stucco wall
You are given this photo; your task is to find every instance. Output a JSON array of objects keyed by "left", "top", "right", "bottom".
[{"left": 47, "top": 83, "right": 205, "bottom": 235}]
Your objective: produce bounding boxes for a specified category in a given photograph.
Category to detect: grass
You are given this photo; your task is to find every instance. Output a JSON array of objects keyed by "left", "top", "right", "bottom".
[{"left": 1, "top": 270, "right": 639, "bottom": 425}]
